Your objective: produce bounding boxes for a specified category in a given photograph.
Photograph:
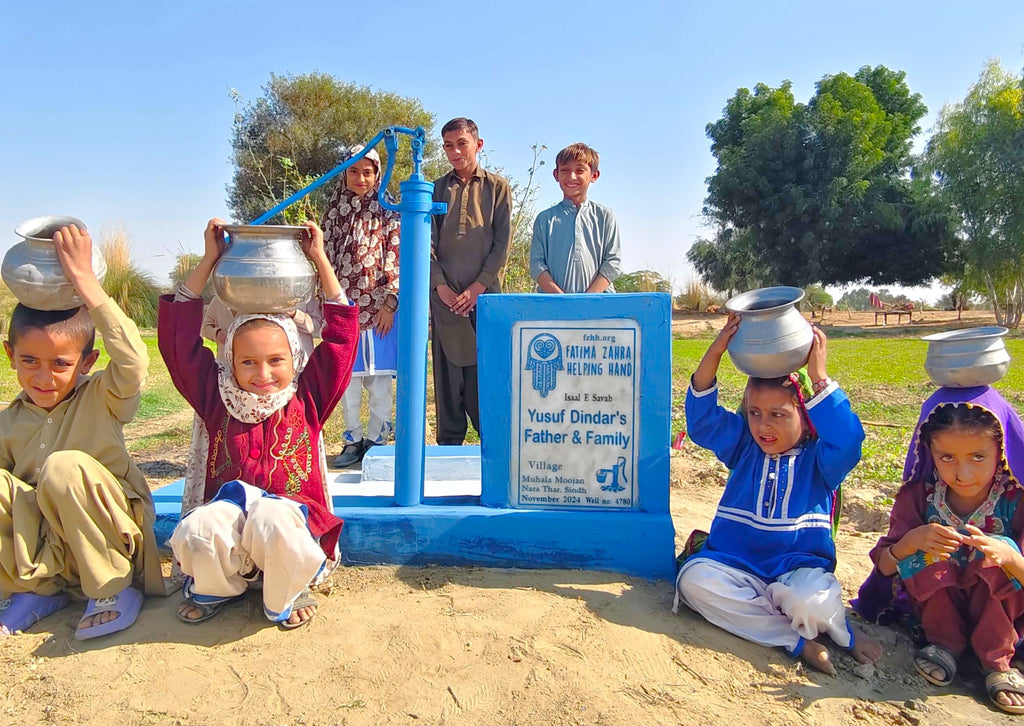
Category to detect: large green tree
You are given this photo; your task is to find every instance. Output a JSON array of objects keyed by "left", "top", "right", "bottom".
[
  {"left": 227, "top": 73, "right": 444, "bottom": 223},
  {"left": 692, "top": 65, "right": 952, "bottom": 288},
  {"left": 924, "top": 61, "right": 1024, "bottom": 327}
]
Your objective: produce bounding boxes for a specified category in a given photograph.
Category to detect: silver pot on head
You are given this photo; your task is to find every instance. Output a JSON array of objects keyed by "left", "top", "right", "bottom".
[
  {"left": 2, "top": 216, "right": 107, "bottom": 311},
  {"left": 725, "top": 286, "right": 813, "bottom": 378},
  {"left": 213, "top": 225, "right": 316, "bottom": 314}
]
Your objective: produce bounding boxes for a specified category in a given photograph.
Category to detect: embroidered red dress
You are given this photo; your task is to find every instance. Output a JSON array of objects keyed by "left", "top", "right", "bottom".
[{"left": 158, "top": 295, "right": 359, "bottom": 556}]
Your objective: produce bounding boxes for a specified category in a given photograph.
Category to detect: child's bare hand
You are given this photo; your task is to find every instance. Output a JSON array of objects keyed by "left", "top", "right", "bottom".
[
  {"left": 52, "top": 224, "right": 95, "bottom": 285},
  {"left": 203, "top": 218, "right": 228, "bottom": 261},
  {"left": 806, "top": 326, "right": 828, "bottom": 383},
  {"left": 904, "top": 523, "right": 964, "bottom": 559},
  {"left": 708, "top": 312, "right": 740, "bottom": 357},
  {"left": 963, "top": 524, "right": 1018, "bottom": 568},
  {"left": 299, "top": 221, "right": 325, "bottom": 260}
]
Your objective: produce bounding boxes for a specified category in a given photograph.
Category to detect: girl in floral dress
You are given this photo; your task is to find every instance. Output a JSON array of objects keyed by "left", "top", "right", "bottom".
[{"left": 321, "top": 145, "right": 400, "bottom": 467}]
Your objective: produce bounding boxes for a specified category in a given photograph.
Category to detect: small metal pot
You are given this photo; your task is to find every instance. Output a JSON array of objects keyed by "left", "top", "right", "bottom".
[
  {"left": 725, "top": 286, "right": 813, "bottom": 378},
  {"left": 2, "top": 215, "right": 107, "bottom": 311},
  {"left": 213, "top": 225, "right": 315, "bottom": 314},
  {"left": 922, "top": 326, "right": 1010, "bottom": 388}
]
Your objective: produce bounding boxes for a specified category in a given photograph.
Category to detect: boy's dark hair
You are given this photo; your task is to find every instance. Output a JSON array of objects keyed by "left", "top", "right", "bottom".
[
  {"left": 920, "top": 403, "right": 1002, "bottom": 447},
  {"left": 556, "top": 143, "right": 600, "bottom": 174},
  {"left": 441, "top": 117, "right": 479, "bottom": 140},
  {"left": 7, "top": 304, "right": 95, "bottom": 355}
]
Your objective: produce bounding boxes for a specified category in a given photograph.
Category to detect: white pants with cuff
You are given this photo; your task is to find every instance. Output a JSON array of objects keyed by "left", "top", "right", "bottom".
[
  {"left": 169, "top": 481, "right": 326, "bottom": 621},
  {"left": 341, "top": 374, "right": 394, "bottom": 444},
  {"left": 674, "top": 559, "right": 852, "bottom": 655}
]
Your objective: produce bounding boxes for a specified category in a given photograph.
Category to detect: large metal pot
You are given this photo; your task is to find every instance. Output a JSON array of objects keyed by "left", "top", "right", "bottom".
[
  {"left": 922, "top": 326, "right": 1010, "bottom": 388},
  {"left": 725, "top": 286, "right": 813, "bottom": 378},
  {"left": 2, "top": 215, "right": 107, "bottom": 311},
  {"left": 213, "top": 225, "right": 315, "bottom": 314}
]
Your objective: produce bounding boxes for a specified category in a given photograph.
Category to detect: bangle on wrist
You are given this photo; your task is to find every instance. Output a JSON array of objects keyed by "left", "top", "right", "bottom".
[
  {"left": 812, "top": 377, "right": 832, "bottom": 396},
  {"left": 886, "top": 544, "right": 900, "bottom": 564}
]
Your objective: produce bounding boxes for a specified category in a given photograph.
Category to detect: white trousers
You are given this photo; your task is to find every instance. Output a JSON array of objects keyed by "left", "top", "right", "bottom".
[
  {"left": 169, "top": 482, "right": 326, "bottom": 620},
  {"left": 341, "top": 374, "right": 394, "bottom": 444},
  {"left": 674, "top": 559, "right": 852, "bottom": 654}
]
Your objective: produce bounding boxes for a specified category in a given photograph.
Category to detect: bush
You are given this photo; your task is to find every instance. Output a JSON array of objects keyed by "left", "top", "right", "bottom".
[
  {"left": 617, "top": 270, "right": 672, "bottom": 294},
  {"left": 100, "top": 226, "right": 160, "bottom": 328},
  {"left": 675, "top": 277, "right": 713, "bottom": 311}
]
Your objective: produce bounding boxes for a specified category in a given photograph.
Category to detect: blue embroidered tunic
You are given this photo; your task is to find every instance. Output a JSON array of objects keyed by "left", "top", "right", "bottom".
[{"left": 685, "top": 380, "right": 864, "bottom": 580}]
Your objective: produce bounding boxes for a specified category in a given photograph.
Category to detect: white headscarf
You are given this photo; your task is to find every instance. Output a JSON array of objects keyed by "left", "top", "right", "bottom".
[{"left": 216, "top": 313, "right": 309, "bottom": 423}]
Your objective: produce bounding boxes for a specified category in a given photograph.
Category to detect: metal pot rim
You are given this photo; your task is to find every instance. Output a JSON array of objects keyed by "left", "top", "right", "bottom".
[
  {"left": 14, "top": 215, "right": 88, "bottom": 242},
  {"left": 725, "top": 286, "right": 805, "bottom": 314},
  {"left": 921, "top": 326, "right": 1008, "bottom": 343},
  {"left": 222, "top": 224, "right": 307, "bottom": 236}
]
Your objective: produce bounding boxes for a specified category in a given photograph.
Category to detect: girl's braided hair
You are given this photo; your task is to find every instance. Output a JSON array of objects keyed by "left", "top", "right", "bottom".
[{"left": 919, "top": 403, "right": 1002, "bottom": 447}]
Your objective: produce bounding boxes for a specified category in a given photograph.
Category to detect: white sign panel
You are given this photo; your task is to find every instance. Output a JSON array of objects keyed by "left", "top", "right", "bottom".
[{"left": 511, "top": 320, "right": 640, "bottom": 510}]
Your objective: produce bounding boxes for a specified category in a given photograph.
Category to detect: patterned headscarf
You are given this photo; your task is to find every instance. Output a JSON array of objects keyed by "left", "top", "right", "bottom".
[
  {"left": 217, "top": 313, "right": 309, "bottom": 423},
  {"left": 321, "top": 144, "right": 401, "bottom": 331},
  {"left": 903, "top": 385, "right": 1024, "bottom": 490}
]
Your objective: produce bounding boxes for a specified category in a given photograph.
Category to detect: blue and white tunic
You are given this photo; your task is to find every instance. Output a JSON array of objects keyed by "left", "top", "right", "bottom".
[{"left": 684, "top": 380, "right": 864, "bottom": 580}]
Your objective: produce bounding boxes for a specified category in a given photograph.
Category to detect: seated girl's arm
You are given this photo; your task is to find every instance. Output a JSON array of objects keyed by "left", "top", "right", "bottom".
[
  {"left": 804, "top": 327, "right": 865, "bottom": 489},
  {"left": 295, "top": 221, "right": 359, "bottom": 419},
  {"left": 873, "top": 482, "right": 965, "bottom": 576},
  {"left": 686, "top": 313, "right": 747, "bottom": 467},
  {"left": 157, "top": 219, "right": 224, "bottom": 413}
]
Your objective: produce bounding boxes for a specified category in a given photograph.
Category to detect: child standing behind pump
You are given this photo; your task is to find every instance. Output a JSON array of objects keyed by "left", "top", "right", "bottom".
[
  {"left": 159, "top": 218, "right": 358, "bottom": 629},
  {"left": 0, "top": 224, "right": 164, "bottom": 640},
  {"left": 674, "top": 314, "right": 881, "bottom": 673},
  {"left": 322, "top": 145, "right": 401, "bottom": 467},
  {"left": 430, "top": 117, "right": 512, "bottom": 445},
  {"left": 530, "top": 143, "right": 622, "bottom": 294},
  {"left": 854, "top": 387, "right": 1024, "bottom": 715}
]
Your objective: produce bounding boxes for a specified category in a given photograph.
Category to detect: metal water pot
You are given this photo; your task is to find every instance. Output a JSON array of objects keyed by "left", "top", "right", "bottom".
[
  {"left": 1, "top": 215, "right": 107, "bottom": 311},
  {"left": 213, "top": 225, "right": 315, "bottom": 314},
  {"left": 725, "top": 286, "right": 813, "bottom": 378},
  {"left": 922, "top": 326, "right": 1010, "bottom": 388}
]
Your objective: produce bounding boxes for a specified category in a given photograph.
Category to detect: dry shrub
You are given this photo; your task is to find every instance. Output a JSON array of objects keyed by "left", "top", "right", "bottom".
[
  {"left": 100, "top": 225, "right": 160, "bottom": 328},
  {"left": 675, "top": 277, "right": 713, "bottom": 311}
]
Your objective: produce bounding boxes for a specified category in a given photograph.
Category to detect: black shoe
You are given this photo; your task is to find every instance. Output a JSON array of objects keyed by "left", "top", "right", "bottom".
[{"left": 332, "top": 440, "right": 366, "bottom": 468}]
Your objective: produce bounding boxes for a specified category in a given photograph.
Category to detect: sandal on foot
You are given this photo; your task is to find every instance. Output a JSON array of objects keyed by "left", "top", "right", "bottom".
[
  {"left": 0, "top": 592, "right": 69, "bottom": 635},
  {"left": 987, "top": 669, "right": 1024, "bottom": 715},
  {"left": 275, "top": 589, "right": 317, "bottom": 630},
  {"left": 177, "top": 593, "right": 244, "bottom": 624},
  {"left": 914, "top": 643, "right": 958, "bottom": 686},
  {"left": 76, "top": 587, "right": 144, "bottom": 641}
]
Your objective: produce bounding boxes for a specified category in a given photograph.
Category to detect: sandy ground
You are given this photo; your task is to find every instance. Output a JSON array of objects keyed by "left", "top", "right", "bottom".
[{"left": 1, "top": 453, "right": 1019, "bottom": 726}]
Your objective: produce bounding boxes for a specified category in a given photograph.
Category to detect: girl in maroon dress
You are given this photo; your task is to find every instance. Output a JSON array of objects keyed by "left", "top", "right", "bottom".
[
  {"left": 855, "top": 386, "right": 1024, "bottom": 714},
  {"left": 158, "top": 218, "right": 358, "bottom": 629}
]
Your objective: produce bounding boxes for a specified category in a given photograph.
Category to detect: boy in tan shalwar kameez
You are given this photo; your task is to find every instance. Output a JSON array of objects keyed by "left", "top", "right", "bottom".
[{"left": 0, "top": 223, "right": 163, "bottom": 640}]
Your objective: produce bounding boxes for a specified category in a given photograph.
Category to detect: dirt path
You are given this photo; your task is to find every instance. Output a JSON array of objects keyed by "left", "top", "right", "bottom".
[{"left": 0, "top": 452, "right": 1016, "bottom": 725}]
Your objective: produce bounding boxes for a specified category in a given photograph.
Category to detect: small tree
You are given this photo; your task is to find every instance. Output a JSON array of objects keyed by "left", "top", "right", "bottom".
[
  {"left": 616, "top": 270, "right": 672, "bottom": 293},
  {"left": 498, "top": 144, "right": 547, "bottom": 293},
  {"left": 227, "top": 73, "right": 445, "bottom": 224}
]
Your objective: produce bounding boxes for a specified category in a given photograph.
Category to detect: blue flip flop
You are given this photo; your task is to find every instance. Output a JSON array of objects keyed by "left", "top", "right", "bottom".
[
  {"left": 0, "top": 592, "right": 70, "bottom": 635},
  {"left": 75, "top": 586, "right": 144, "bottom": 641}
]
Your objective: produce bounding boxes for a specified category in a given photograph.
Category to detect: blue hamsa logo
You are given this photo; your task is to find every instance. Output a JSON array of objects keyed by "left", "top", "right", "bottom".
[{"left": 525, "top": 333, "right": 563, "bottom": 397}]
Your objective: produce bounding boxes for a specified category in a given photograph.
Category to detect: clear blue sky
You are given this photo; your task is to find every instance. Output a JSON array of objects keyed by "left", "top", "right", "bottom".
[{"left": 3, "top": 1, "right": 1023, "bottom": 301}]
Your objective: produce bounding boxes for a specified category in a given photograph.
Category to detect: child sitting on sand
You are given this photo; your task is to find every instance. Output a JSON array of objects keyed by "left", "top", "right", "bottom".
[
  {"left": 158, "top": 218, "right": 358, "bottom": 629},
  {"left": 674, "top": 313, "right": 880, "bottom": 673},
  {"left": 854, "top": 386, "right": 1024, "bottom": 714},
  {"left": 0, "top": 223, "right": 164, "bottom": 640}
]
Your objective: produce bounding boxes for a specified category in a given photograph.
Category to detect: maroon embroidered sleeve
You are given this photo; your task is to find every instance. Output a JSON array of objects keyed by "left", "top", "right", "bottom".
[
  {"left": 157, "top": 294, "right": 221, "bottom": 419},
  {"left": 869, "top": 482, "right": 926, "bottom": 568},
  {"left": 298, "top": 301, "right": 360, "bottom": 421}
]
